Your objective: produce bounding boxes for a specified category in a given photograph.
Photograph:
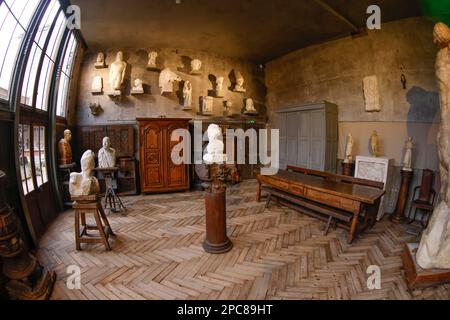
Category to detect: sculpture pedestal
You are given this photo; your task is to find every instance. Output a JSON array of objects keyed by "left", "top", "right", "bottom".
[
  {"left": 402, "top": 243, "right": 450, "bottom": 290},
  {"left": 203, "top": 187, "right": 233, "bottom": 254},
  {"left": 389, "top": 169, "right": 413, "bottom": 224},
  {"left": 95, "top": 167, "right": 126, "bottom": 214},
  {"left": 341, "top": 162, "right": 355, "bottom": 177},
  {"left": 58, "top": 162, "right": 76, "bottom": 208}
]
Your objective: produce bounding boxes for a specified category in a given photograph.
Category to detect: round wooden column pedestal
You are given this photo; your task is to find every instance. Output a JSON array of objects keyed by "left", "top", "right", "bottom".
[
  {"left": 203, "top": 187, "right": 233, "bottom": 254},
  {"left": 390, "top": 169, "right": 413, "bottom": 224},
  {"left": 341, "top": 162, "right": 355, "bottom": 177}
]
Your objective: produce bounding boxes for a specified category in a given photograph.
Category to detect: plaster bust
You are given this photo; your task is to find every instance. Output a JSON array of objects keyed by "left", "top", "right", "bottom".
[
  {"left": 69, "top": 150, "right": 100, "bottom": 197},
  {"left": 58, "top": 129, "right": 73, "bottom": 166},
  {"left": 98, "top": 137, "right": 116, "bottom": 168},
  {"left": 233, "top": 70, "right": 246, "bottom": 92},
  {"left": 215, "top": 76, "right": 224, "bottom": 97},
  {"left": 131, "top": 78, "right": 144, "bottom": 94},
  {"left": 190, "top": 59, "right": 202, "bottom": 75},
  {"left": 109, "top": 51, "right": 127, "bottom": 92},
  {"left": 95, "top": 52, "right": 106, "bottom": 68},
  {"left": 243, "top": 98, "right": 258, "bottom": 114},
  {"left": 203, "top": 124, "right": 227, "bottom": 164},
  {"left": 159, "top": 68, "right": 182, "bottom": 94},
  {"left": 344, "top": 133, "right": 354, "bottom": 164},
  {"left": 147, "top": 51, "right": 158, "bottom": 69}
]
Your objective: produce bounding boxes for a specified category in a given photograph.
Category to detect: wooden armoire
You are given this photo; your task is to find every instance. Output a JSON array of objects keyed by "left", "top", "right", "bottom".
[{"left": 137, "top": 118, "right": 191, "bottom": 193}]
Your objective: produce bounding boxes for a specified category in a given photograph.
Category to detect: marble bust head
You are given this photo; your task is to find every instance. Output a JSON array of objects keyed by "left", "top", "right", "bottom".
[
  {"left": 433, "top": 22, "right": 450, "bottom": 48},
  {"left": 98, "top": 137, "right": 116, "bottom": 168},
  {"left": 190, "top": 59, "right": 202, "bottom": 74},
  {"left": 203, "top": 124, "right": 227, "bottom": 164}
]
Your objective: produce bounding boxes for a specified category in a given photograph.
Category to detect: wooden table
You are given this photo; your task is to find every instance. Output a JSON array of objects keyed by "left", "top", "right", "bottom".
[{"left": 256, "top": 170, "right": 385, "bottom": 243}]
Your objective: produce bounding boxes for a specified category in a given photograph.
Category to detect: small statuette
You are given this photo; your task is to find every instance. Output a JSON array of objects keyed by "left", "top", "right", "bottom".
[
  {"left": 233, "top": 70, "right": 246, "bottom": 93},
  {"left": 147, "top": 51, "right": 159, "bottom": 71},
  {"left": 182, "top": 80, "right": 192, "bottom": 110},
  {"left": 370, "top": 130, "right": 380, "bottom": 157},
  {"left": 402, "top": 137, "right": 413, "bottom": 172},
  {"left": 94, "top": 52, "right": 106, "bottom": 69},
  {"left": 243, "top": 98, "right": 258, "bottom": 115},
  {"left": 344, "top": 133, "right": 354, "bottom": 163},
  {"left": 201, "top": 96, "right": 214, "bottom": 115},
  {"left": 215, "top": 76, "right": 224, "bottom": 98},
  {"left": 131, "top": 78, "right": 144, "bottom": 95},
  {"left": 190, "top": 59, "right": 202, "bottom": 75},
  {"left": 58, "top": 129, "right": 73, "bottom": 166}
]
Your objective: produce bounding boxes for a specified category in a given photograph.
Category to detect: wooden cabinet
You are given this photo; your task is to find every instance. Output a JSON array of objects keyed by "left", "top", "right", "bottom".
[
  {"left": 138, "top": 118, "right": 190, "bottom": 193},
  {"left": 277, "top": 101, "right": 338, "bottom": 172}
]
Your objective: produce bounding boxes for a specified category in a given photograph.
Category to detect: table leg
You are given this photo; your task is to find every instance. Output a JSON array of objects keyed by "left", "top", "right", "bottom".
[
  {"left": 348, "top": 205, "right": 361, "bottom": 244},
  {"left": 257, "top": 181, "right": 261, "bottom": 202}
]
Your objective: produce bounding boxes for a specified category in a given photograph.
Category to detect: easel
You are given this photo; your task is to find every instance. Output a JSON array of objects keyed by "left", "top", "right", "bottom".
[{"left": 95, "top": 167, "right": 126, "bottom": 214}]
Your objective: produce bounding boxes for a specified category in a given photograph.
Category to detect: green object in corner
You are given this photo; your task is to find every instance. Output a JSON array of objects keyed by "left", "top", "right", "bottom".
[{"left": 420, "top": 0, "right": 450, "bottom": 25}]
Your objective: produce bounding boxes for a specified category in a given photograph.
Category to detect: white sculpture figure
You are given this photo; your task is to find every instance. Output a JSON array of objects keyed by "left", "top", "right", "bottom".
[
  {"left": 69, "top": 150, "right": 100, "bottom": 197},
  {"left": 215, "top": 76, "right": 224, "bottom": 97},
  {"left": 131, "top": 78, "right": 144, "bottom": 94},
  {"left": 91, "top": 76, "right": 103, "bottom": 93},
  {"left": 402, "top": 137, "right": 413, "bottom": 171},
  {"left": 203, "top": 124, "right": 227, "bottom": 164},
  {"left": 147, "top": 51, "right": 158, "bottom": 70},
  {"left": 233, "top": 70, "right": 246, "bottom": 92},
  {"left": 416, "top": 22, "right": 450, "bottom": 269},
  {"left": 94, "top": 52, "right": 106, "bottom": 69},
  {"left": 98, "top": 137, "right": 116, "bottom": 168},
  {"left": 182, "top": 81, "right": 192, "bottom": 110},
  {"left": 201, "top": 96, "right": 213, "bottom": 115},
  {"left": 344, "top": 133, "right": 354, "bottom": 163},
  {"left": 159, "top": 68, "right": 182, "bottom": 95},
  {"left": 370, "top": 130, "right": 380, "bottom": 157},
  {"left": 243, "top": 98, "right": 258, "bottom": 114},
  {"left": 108, "top": 51, "right": 127, "bottom": 94},
  {"left": 190, "top": 59, "right": 202, "bottom": 75},
  {"left": 363, "top": 75, "right": 382, "bottom": 112}
]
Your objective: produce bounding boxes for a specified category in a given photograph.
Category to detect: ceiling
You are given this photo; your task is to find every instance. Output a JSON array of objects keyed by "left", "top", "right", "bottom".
[{"left": 72, "top": 0, "right": 422, "bottom": 62}]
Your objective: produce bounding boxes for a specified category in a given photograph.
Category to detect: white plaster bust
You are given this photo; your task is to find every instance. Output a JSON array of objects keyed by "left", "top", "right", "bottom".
[
  {"left": 91, "top": 76, "right": 103, "bottom": 93},
  {"left": 234, "top": 70, "right": 246, "bottom": 92},
  {"left": 98, "top": 137, "right": 116, "bottom": 168},
  {"left": 147, "top": 51, "right": 158, "bottom": 68},
  {"left": 216, "top": 76, "right": 224, "bottom": 97},
  {"left": 190, "top": 59, "right": 202, "bottom": 75},
  {"left": 69, "top": 150, "right": 100, "bottom": 197},
  {"left": 182, "top": 80, "right": 192, "bottom": 109},
  {"left": 109, "top": 51, "right": 127, "bottom": 92},
  {"left": 131, "top": 78, "right": 144, "bottom": 94},
  {"left": 159, "top": 68, "right": 182, "bottom": 95},
  {"left": 243, "top": 98, "right": 258, "bottom": 114},
  {"left": 402, "top": 137, "right": 413, "bottom": 171},
  {"left": 370, "top": 130, "right": 380, "bottom": 157},
  {"left": 203, "top": 124, "right": 227, "bottom": 164},
  {"left": 95, "top": 52, "right": 106, "bottom": 68},
  {"left": 416, "top": 22, "right": 450, "bottom": 269},
  {"left": 344, "top": 133, "right": 354, "bottom": 163}
]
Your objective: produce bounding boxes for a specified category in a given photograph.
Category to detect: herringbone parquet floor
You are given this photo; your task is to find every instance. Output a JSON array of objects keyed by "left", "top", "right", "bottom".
[{"left": 37, "top": 180, "right": 450, "bottom": 300}]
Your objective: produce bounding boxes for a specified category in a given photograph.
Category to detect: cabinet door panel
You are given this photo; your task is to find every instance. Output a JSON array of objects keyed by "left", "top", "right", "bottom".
[
  {"left": 142, "top": 125, "right": 164, "bottom": 189},
  {"left": 310, "top": 110, "right": 324, "bottom": 170},
  {"left": 286, "top": 113, "right": 299, "bottom": 166},
  {"left": 167, "top": 124, "right": 187, "bottom": 188},
  {"left": 297, "top": 111, "right": 310, "bottom": 168}
]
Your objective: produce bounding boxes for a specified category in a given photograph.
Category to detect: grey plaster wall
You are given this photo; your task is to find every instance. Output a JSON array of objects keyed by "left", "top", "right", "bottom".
[{"left": 76, "top": 48, "right": 266, "bottom": 126}]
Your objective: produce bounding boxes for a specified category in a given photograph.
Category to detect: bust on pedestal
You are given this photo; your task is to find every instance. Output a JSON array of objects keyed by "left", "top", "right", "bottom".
[
  {"left": 58, "top": 129, "right": 73, "bottom": 166},
  {"left": 201, "top": 124, "right": 233, "bottom": 254}
]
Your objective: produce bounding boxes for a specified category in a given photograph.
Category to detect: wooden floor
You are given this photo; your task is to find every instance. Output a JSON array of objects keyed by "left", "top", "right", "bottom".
[{"left": 37, "top": 180, "right": 450, "bottom": 300}]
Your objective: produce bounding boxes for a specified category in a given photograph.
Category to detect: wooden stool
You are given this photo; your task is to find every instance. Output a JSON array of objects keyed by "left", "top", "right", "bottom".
[{"left": 72, "top": 195, "right": 115, "bottom": 251}]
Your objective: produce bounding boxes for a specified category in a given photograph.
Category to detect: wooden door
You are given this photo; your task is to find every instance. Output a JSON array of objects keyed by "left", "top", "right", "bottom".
[
  {"left": 141, "top": 123, "right": 165, "bottom": 190},
  {"left": 309, "top": 110, "right": 325, "bottom": 170},
  {"left": 297, "top": 111, "right": 310, "bottom": 168},
  {"left": 166, "top": 124, "right": 188, "bottom": 188}
]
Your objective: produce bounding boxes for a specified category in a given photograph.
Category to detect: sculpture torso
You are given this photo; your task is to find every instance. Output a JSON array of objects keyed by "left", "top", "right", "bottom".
[
  {"left": 98, "top": 147, "right": 116, "bottom": 168},
  {"left": 109, "top": 59, "right": 126, "bottom": 91}
]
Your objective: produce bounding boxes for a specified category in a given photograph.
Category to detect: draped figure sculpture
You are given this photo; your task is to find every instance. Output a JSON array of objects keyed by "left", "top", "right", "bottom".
[
  {"left": 109, "top": 51, "right": 127, "bottom": 92},
  {"left": 416, "top": 22, "right": 450, "bottom": 269}
]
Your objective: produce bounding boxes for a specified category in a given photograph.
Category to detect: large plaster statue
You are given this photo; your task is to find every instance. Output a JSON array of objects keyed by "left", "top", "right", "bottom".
[
  {"left": 215, "top": 76, "right": 224, "bottom": 97},
  {"left": 243, "top": 98, "right": 258, "bottom": 115},
  {"left": 416, "top": 22, "right": 450, "bottom": 269},
  {"left": 147, "top": 51, "right": 158, "bottom": 70},
  {"left": 58, "top": 129, "right": 73, "bottom": 166},
  {"left": 109, "top": 51, "right": 127, "bottom": 93},
  {"left": 182, "top": 80, "right": 192, "bottom": 110},
  {"left": 190, "top": 59, "right": 202, "bottom": 75},
  {"left": 344, "top": 133, "right": 354, "bottom": 164},
  {"left": 402, "top": 137, "right": 413, "bottom": 172},
  {"left": 131, "top": 78, "right": 144, "bottom": 94},
  {"left": 98, "top": 137, "right": 116, "bottom": 168},
  {"left": 370, "top": 130, "right": 380, "bottom": 157},
  {"left": 159, "top": 68, "right": 182, "bottom": 95},
  {"left": 233, "top": 70, "right": 246, "bottom": 93},
  {"left": 91, "top": 76, "right": 103, "bottom": 93},
  {"left": 203, "top": 124, "right": 227, "bottom": 164},
  {"left": 69, "top": 150, "right": 100, "bottom": 197},
  {"left": 95, "top": 52, "right": 106, "bottom": 69}
]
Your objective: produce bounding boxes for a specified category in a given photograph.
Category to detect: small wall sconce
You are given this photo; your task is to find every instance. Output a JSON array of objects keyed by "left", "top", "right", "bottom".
[{"left": 89, "top": 102, "right": 102, "bottom": 116}]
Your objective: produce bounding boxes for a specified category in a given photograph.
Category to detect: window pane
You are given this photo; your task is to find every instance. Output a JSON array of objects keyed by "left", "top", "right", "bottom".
[
  {"left": 20, "top": 43, "right": 41, "bottom": 105},
  {"left": 33, "top": 126, "right": 47, "bottom": 186},
  {"left": 36, "top": 0, "right": 60, "bottom": 49},
  {"left": 35, "top": 55, "right": 53, "bottom": 110},
  {"left": 19, "top": 124, "right": 34, "bottom": 194},
  {"left": 6, "top": 0, "right": 40, "bottom": 26},
  {"left": 45, "top": 10, "right": 65, "bottom": 61},
  {"left": 61, "top": 34, "right": 76, "bottom": 76},
  {"left": 56, "top": 73, "right": 69, "bottom": 117}
]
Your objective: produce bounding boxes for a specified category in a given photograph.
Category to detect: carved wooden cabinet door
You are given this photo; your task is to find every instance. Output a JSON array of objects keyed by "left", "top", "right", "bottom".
[
  {"left": 141, "top": 123, "right": 164, "bottom": 190},
  {"left": 167, "top": 124, "right": 188, "bottom": 188}
]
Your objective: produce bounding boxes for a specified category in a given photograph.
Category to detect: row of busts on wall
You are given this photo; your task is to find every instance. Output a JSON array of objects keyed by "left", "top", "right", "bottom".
[
  {"left": 91, "top": 51, "right": 259, "bottom": 116},
  {"left": 344, "top": 131, "right": 413, "bottom": 171}
]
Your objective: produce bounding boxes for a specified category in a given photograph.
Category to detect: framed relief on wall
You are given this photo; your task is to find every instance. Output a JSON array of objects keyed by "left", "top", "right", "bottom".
[{"left": 354, "top": 156, "right": 394, "bottom": 220}]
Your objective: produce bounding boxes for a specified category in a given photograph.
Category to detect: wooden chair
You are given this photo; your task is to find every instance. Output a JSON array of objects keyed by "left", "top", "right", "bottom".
[{"left": 408, "top": 169, "right": 436, "bottom": 228}]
